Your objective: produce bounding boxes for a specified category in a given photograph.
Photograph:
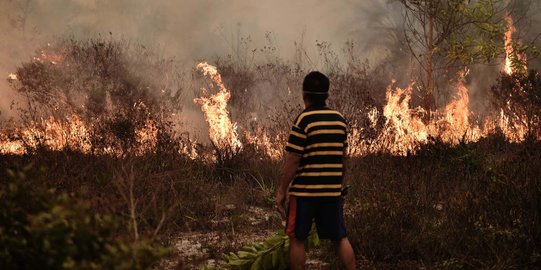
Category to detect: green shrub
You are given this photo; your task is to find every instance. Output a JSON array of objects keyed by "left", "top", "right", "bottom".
[{"left": 0, "top": 165, "right": 168, "bottom": 270}]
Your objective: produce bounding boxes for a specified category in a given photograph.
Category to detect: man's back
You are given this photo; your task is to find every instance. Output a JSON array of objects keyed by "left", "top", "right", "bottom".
[
  {"left": 275, "top": 71, "right": 355, "bottom": 270},
  {"left": 285, "top": 105, "right": 347, "bottom": 197}
]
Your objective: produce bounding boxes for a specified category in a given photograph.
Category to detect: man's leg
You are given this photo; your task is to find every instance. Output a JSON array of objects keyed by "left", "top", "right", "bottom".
[
  {"left": 289, "top": 238, "right": 306, "bottom": 270},
  {"left": 333, "top": 237, "right": 355, "bottom": 270}
]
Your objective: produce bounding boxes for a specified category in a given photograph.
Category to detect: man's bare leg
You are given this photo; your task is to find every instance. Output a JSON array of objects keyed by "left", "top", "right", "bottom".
[
  {"left": 289, "top": 238, "right": 306, "bottom": 270},
  {"left": 333, "top": 237, "right": 356, "bottom": 270}
]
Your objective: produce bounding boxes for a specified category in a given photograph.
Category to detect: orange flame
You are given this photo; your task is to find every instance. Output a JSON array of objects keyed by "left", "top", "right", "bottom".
[
  {"left": 503, "top": 13, "right": 527, "bottom": 75},
  {"left": 245, "top": 129, "right": 283, "bottom": 160},
  {"left": 0, "top": 114, "right": 167, "bottom": 157},
  {"left": 435, "top": 70, "right": 483, "bottom": 144},
  {"left": 194, "top": 62, "right": 242, "bottom": 153},
  {"left": 504, "top": 13, "right": 516, "bottom": 75},
  {"left": 381, "top": 82, "right": 429, "bottom": 155}
]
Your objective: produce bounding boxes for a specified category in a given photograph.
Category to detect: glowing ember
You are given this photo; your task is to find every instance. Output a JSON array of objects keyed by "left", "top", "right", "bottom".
[
  {"left": 135, "top": 119, "right": 158, "bottom": 156},
  {"left": 194, "top": 62, "right": 242, "bottom": 153},
  {"left": 33, "top": 49, "right": 65, "bottom": 65}
]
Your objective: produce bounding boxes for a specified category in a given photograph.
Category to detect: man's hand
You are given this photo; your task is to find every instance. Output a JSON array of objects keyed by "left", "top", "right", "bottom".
[
  {"left": 275, "top": 152, "right": 302, "bottom": 220},
  {"left": 275, "top": 190, "right": 286, "bottom": 219}
]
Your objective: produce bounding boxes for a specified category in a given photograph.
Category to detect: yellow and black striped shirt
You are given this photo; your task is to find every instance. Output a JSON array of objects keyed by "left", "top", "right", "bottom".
[{"left": 285, "top": 106, "right": 347, "bottom": 197}]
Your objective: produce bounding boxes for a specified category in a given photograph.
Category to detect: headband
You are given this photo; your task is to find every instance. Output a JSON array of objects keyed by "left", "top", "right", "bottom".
[{"left": 303, "top": 91, "right": 328, "bottom": 95}]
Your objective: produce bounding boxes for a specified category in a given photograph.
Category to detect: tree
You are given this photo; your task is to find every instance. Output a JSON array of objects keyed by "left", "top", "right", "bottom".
[{"left": 399, "top": 0, "right": 508, "bottom": 111}]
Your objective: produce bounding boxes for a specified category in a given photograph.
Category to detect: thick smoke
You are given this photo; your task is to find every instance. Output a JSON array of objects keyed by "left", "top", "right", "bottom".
[
  {"left": 0, "top": 0, "right": 405, "bottom": 119},
  {"left": 1, "top": 0, "right": 540, "bottom": 123}
]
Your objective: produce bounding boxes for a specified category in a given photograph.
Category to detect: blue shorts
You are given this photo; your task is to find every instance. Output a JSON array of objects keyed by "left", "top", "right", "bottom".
[{"left": 285, "top": 196, "right": 347, "bottom": 241}]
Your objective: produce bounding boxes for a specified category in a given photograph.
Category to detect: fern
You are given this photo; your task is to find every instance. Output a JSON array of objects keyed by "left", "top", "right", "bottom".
[{"left": 220, "top": 226, "right": 320, "bottom": 270}]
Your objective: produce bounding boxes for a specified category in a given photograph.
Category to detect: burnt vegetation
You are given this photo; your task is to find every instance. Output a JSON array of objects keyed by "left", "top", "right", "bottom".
[
  {"left": 491, "top": 69, "right": 541, "bottom": 139},
  {"left": 1, "top": 38, "right": 540, "bottom": 269}
]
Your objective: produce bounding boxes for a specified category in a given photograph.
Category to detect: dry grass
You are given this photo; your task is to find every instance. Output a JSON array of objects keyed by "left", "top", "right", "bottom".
[{"left": 1, "top": 37, "right": 541, "bottom": 268}]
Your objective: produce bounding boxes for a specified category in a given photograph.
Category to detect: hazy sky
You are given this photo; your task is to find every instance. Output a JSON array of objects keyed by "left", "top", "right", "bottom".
[
  {"left": 1, "top": 0, "right": 400, "bottom": 62},
  {"left": 0, "top": 0, "right": 405, "bottom": 118}
]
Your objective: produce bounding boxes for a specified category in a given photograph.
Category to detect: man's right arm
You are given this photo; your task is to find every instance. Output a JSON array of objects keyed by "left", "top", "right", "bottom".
[{"left": 275, "top": 152, "right": 301, "bottom": 217}]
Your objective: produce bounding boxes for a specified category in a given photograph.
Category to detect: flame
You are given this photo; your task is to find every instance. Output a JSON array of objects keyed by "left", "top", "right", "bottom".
[
  {"left": 33, "top": 49, "right": 66, "bottom": 65},
  {"left": 193, "top": 65, "right": 535, "bottom": 158},
  {"left": 495, "top": 12, "right": 530, "bottom": 141},
  {"left": 504, "top": 13, "right": 516, "bottom": 75},
  {"left": 1, "top": 36, "right": 537, "bottom": 160},
  {"left": 0, "top": 115, "right": 170, "bottom": 156},
  {"left": 435, "top": 70, "right": 483, "bottom": 144},
  {"left": 503, "top": 13, "right": 527, "bottom": 75},
  {"left": 194, "top": 62, "right": 242, "bottom": 153},
  {"left": 496, "top": 108, "right": 529, "bottom": 142},
  {"left": 380, "top": 82, "right": 429, "bottom": 154},
  {"left": 0, "top": 116, "right": 91, "bottom": 155},
  {"left": 135, "top": 118, "right": 158, "bottom": 156},
  {"left": 245, "top": 128, "right": 283, "bottom": 160}
]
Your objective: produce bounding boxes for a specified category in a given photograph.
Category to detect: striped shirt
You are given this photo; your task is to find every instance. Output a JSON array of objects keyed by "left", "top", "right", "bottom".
[{"left": 285, "top": 105, "right": 347, "bottom": 197}]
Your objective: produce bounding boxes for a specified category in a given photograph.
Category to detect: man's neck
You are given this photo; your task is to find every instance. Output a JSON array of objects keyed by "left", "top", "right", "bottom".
[{"left": 305, "top": 102, "right": 326, "bottom": 109}]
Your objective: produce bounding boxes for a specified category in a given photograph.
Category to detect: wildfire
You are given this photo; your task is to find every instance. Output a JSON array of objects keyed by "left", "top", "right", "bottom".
[
  {"left": 245, "top": 128, "right": 283, "bottom": 160},
  {"left": 194, "top": 62, "right": 242, "bottom": 153},
  {"left": 0, "top": 21, "right": 537, "bottom": 160},
  {"left": 135, "top": 118, "right": 158, "bottom": 156},
  {"left": 33, "top": 49, "right": 66, "bottom": 65},
  {"left": 0, "top": 116, "right": 91, "bottom": 155},
  {"left": 382, "top": 82, "right": 428, "bottom": 154},
  {"left": 504, "top": 13, "right": 516, "bottom": 75},
  {"left": 496, "top": 12, "right": 530, "bottom": 142},
  {"left": 503, "top": 13, "right": 526, "bottom": 75},
  {"left": 435, "top": 70, "right": 483, "bottom": 144},
  {"left": 185, "top": 13, "right": 534, "bottom": 158},
  {"left": 0, "top": 115, "right": 166, "bottom": 156}
]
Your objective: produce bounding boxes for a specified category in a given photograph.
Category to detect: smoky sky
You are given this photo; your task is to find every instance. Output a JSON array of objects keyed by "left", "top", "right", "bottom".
[
  {"left": 0, "top": 0, "right": 401, "bottom": 64},
  {"left": 0, "top": 0, "right": 405, "bottom": 118},
  {"left": 2, "top": 0, "right": 539, "bottom": 120}
]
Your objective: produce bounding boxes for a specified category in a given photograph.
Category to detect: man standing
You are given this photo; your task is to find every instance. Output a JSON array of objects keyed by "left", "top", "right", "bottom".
[{"left": 275, "top": 71, "right": 356, "bottom": 270}]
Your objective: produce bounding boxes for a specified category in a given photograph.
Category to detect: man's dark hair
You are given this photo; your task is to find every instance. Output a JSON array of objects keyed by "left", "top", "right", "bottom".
[{"left": 303, "top": 71, "right": 329, "bottom": 105}]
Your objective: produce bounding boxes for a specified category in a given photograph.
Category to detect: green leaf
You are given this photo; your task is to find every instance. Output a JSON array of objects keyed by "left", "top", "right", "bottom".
[
  {"left": 237, "top": 251, "right": 255, "bottom": 258},
  {"left": 227, "top": 259, "right": 252, "bottom": 266},
  {"left": 271, "top": 250, "right": 278, "bottom": 267},
  {"left": 261, "top": 252, "right": 273, "bottom": 269},
  {"left": 250, "top": 257, "right": 262, "bottom": 270}
]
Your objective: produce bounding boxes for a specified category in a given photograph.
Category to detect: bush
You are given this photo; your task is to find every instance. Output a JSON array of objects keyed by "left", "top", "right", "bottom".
[
  {"left": 0, "top": 165, "right": 168, "bottom": 270},
  {"left": 346, "top": 137, "right": 541, "bottom": 268}
]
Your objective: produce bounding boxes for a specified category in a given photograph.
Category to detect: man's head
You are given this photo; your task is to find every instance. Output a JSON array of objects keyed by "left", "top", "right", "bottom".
[{"left": 302, "top": 71, "right": 329, "bottom": 107}]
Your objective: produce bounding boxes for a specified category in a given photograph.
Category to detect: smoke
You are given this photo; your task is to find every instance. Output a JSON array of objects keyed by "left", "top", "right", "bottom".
[
  {"left": 1, "top": 0, "right": 539, "bottom": 123},
  {"left": 0, "top": 0, "right": 401, "bottom": 65},
  {"left": 0, "top": 0, "right": 405, "bottom": 120}
]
